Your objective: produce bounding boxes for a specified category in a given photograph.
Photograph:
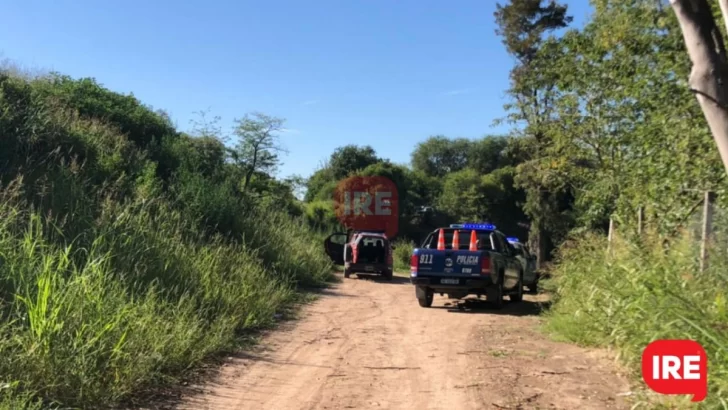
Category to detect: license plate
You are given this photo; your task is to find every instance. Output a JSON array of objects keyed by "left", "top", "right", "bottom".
[
  {"left": 441, "top": 278, "right": 459, "bottom": 285},
  {"left": 365, "top": 265, "right": 374, "bottom": 271}
]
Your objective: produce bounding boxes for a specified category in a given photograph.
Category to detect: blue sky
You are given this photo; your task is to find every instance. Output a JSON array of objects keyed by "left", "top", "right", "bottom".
[{"left": 2, "top": 0, "right": 591, "bottom": 180}]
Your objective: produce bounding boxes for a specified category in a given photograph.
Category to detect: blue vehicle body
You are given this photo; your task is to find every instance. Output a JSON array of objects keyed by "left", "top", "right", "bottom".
[{"left": 409, "top": 224, "right": 523, "bottom": 308}]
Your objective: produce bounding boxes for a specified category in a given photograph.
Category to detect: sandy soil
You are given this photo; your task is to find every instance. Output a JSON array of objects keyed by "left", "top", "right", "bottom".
[{"left": 175, "top": 274, "right": 632, "bottom": 410}]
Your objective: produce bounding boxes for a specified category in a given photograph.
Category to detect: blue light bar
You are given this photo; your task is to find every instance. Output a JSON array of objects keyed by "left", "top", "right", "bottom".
[
  {"left": 507, "top": 237, "right": 520, "bottom": 243},
  {"left": 449, "top": 223, "right": 496, "bottom": 230}
]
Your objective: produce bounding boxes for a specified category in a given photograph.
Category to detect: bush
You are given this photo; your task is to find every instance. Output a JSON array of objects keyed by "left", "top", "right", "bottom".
[
  {"left": 0, "top": 67, "right": 335, "bottom": 408},
  {"left": 392, "top": 239, "right": 415, "bottom": 272},
  {"left": 544, "top": 229, "right": 728, "bottom": 408},
  {"left": 0, "top": 186, "right": 332, "bottom": 408}
]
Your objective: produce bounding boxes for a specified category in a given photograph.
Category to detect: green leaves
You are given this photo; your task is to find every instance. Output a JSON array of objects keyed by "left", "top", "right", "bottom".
[{"left": 498, "top": 0, "right": 728, "bottom": 238}]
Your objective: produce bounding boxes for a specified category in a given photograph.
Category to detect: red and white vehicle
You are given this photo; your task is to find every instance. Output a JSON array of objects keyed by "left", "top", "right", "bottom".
[{"left": 324, "top": 230, "right": 394, "bottom": 280}]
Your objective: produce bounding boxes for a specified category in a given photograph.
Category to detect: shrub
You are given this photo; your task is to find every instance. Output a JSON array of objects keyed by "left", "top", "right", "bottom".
[
  {"left": 544, "top": 228, "right": 728, "bottom": 408},
  {"left": 392, "top": 239, "right": 415, "bottom": 272}
]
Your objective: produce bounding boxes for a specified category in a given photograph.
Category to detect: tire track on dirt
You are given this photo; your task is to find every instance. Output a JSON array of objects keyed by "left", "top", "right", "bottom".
[{"left": 175, "top": 274, "right": 632, "bottom": 410}]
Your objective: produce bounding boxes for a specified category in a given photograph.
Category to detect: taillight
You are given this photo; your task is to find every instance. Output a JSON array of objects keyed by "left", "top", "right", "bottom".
[
  {"left": 410, "top": 254, "right": 419, "bottom": 274},
  {"left": 352, "top": 245, "right": 358, "bottom": 264},
  {"left": 480, "top": 256, "right": 491, "bottom": 275}
]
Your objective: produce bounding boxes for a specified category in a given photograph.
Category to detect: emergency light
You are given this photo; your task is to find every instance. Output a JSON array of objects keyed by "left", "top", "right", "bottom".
[
  {"left": 449, "top": 223, "right": 496, "bottom": 230},
  {"left": 506, "top": 237, "right": 519, "bottom": 243}
]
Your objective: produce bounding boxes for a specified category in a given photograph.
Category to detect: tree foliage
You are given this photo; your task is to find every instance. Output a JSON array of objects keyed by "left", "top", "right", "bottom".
[
  {"left": 329, "top": 145, "right": 380, "bottom": 179},
  {"left": 304, "top": 135, "right": 528, "bottom": 242},
  {"left": 494, "top": 0, "right": 575, "bottom": 264},
  {"left": 231, "top": 112, "right": 288, "bottom": 192}
]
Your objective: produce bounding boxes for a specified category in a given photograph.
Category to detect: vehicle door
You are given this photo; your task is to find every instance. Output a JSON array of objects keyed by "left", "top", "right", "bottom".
[
  {"left": 323, "top": 232, "right": 348, "bottom": 265},
  {"left": 511, "top": 244, "right": 529, "bottom": 280},
  {"left": 520, "top": 245, "right": 537, "bottom": 284},
  {"left": 494, "top": 232, "right": 521, "bottom": 290}
]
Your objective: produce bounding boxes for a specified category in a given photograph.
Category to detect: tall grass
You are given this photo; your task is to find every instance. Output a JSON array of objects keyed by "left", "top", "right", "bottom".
[
  {"left": 392, "top": 239, "right": 415, "bottom": 272},
  {"left": 544, "top": 227, "right": 728, "bottom": 408},
  {"left": 0, "top": 188, "right": 333, "bottom": 409},
  {"left": 0, "top": 65, "right": 338, "bottom": 408}
]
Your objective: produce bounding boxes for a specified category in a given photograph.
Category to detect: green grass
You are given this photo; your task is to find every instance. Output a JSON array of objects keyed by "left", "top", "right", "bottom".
[
  {"left": 392, "top": 238, "right": 415, "bottom": 272},
  {"left": 0, "top": 190, "right": 334, "bottom": 409},
  {"left": 0, "top": 68, "right": 340, "bottom": 409},
  {"left": 543, "top": 229, "right": 728, "bottom": 409}
]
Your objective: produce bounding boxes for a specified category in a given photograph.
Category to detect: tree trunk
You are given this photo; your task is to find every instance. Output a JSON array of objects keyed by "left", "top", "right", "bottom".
[
  {"left": 529, "top": 220, "right": 546, "bottom": 271},
  {"left": 719, "top": 0, "right": 728, "bottom": 35},
  {"left": 243, "top": 149, "right": 259, "bottom": 192},
  {"left": 671, "top": 0, "right": 728, "bottom": 176}
]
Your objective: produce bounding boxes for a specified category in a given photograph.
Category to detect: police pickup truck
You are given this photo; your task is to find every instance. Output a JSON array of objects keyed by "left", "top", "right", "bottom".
[
  {"left": 409, "top": 223, "right": 523, "bottom": 308},
  {"left": 506, "top": 236, "right": 539, "bottom": 294}
]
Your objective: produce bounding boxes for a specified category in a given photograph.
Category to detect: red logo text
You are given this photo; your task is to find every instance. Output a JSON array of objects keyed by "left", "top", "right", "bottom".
[
  {"left": 641, "top": 339, "right": 707, "bottom": 402},
  {"left": 333, "top": 176, "right": 398, "bottom": 238}
]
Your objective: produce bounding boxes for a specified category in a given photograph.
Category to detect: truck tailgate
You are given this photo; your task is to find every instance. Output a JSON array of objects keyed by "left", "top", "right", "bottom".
[{"left": 412, "top": 248, "right": 488, "bottom": 277}]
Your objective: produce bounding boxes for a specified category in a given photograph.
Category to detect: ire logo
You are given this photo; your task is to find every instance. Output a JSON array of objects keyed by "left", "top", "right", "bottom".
[
  {"left": 333, "top": 176, "right": 399, "bottom": 238},
  {"left": 641, "top": 340, "right": 708, "bottom": 402}
]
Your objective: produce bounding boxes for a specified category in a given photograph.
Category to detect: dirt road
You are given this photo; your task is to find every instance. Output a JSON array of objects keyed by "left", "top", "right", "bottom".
[{"left": 177, "top": 274, "right": 631, "bottom": 410}]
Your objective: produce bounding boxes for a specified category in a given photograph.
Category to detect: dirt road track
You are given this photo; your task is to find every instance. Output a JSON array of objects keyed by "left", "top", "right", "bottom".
[{"left": 177, "top": 274, "right": 631, "bottom": 410}]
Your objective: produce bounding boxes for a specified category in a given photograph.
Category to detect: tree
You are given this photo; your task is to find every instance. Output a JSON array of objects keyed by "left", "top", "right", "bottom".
[
  {"left": 437, "top": 167, "right": 528, "bottom": 237},
  {"left": 359, "top": 161, "right": 420, "bottom": 216},
  {"left": 328, "top": 145, "right": 380, "bottom": 179},
  {"left": 303, "top": 146, "right": 381, "bottom": 202},
  {"left": 231, "top": 112, "right": 288, "bottom": 192},
  {"left": 304, "top": 167, "right": 338, "bottom": 202},
  {"left": 532, "top": 0, "right": 725, "bottom": 235},
  {"left": 670, "top": 0, "right": 728, "bottom": 177},
  {"left": 438, "top": 169, "right": 488, "bottom": 221},
  {"left": 468, "top": 136, "right": 512, "bottom": 174},
  {"left": 411, "top": 136, "right": 473, "bottom": 177},
  {"left": 189, "top": 108, "right": 224, "bottom": 142},
  {"left": 494, "top": 0, "right": 573, "bottom": 268}
]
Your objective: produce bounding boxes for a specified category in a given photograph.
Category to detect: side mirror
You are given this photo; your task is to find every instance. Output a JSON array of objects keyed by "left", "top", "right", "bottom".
[{"left": 391, "top": 245, "right": 397, "bottom": 250}]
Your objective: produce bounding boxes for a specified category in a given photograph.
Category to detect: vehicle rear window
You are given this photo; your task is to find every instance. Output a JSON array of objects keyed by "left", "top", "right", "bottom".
[
  {"left": 421, "top": 229, "right": 493, "bottom": 250},
  {"left": 358, "top": 236, "right": 386, "bottom": 247}
]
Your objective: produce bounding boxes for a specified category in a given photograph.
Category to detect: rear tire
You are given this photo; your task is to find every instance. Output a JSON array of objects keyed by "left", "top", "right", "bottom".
[
  {"left": 511, "top": 272, "right": 524, "bottom": 303},
  {"left": 416, "top": 286, "right": 433, "bottom": 307},
  {"left": 527, "top": 276, "right": 539, "bottom": 294},
  {"left": 487, "top": 275, "right": 504, "bottom": 309},
  {"left": 383, "top": 270, "right": 393, "bottom": 280}
]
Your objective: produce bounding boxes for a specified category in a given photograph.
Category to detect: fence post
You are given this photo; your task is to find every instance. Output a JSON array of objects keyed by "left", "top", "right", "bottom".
[
  {"left": 700, "top": 191, "right": 716, "bottom": 272},
  {"left": 638, "top": 206, "right": 644, "bottom": 235},
  {"left": 607, "top": 217, "right": 614, "bottom": 257}
]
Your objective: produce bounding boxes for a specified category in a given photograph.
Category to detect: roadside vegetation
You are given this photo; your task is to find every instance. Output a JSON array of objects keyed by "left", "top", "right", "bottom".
[
  {"left": 4, "top": 0, "right": 728, "bottom": 408},
  {"left": 489, "top": 1, "right": 728, "bottom": 407},
  {"left": 0, "top": 67, "right": 333, "bottom": 409},
  {"left": 544, "top": 228, "right": 728, "bottom": 407},
  {"left": 304, "top": 0, "right": 728, "bottom": 406}
]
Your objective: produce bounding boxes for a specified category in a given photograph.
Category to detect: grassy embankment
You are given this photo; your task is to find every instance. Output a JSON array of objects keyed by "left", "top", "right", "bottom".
[
  {"left": 544, "top": 227, "right": 728, "bottom": 408},
  {"left": 0, "top": 68, "right": 335, "bottom": 409}
]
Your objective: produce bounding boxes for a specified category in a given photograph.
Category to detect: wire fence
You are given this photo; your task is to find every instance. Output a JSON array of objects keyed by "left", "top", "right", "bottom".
[{"left": 608, "top": 191, "right": 728, "bottom": 272}]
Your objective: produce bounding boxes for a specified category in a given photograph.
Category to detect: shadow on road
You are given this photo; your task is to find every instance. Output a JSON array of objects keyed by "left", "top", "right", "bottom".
[
  {"left": 352, "top": 274, "right": 410, "bottom": 285},
  {"left": 309, "top": 287, "right": 361, "bottom": 298},
  {"left": 434, "top": 298, "right": 551, "bottom": 316}
]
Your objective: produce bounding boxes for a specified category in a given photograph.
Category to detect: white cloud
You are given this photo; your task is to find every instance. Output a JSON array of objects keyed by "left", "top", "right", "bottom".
[
  {"left": 280, "top": 128, "right": 301, "bottom": 134},
  {"left": 442, "top": 88, "right": 474, "bottom": 96},
  {"left": 302, "top": 99, "right": 319, "bottom": 105}
]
